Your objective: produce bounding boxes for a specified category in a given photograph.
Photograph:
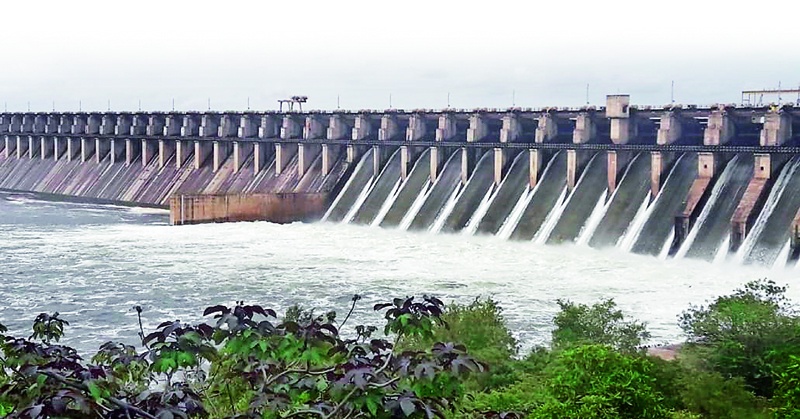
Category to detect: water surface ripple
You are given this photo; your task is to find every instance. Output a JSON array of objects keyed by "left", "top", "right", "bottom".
[{"left": 1, "top": 192, "right": 797, "bottom": 354}]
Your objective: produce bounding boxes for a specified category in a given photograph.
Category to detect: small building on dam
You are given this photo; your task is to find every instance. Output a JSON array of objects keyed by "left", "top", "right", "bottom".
[{"left": 1, "top": 95, "right": 799, "bottom": 266}]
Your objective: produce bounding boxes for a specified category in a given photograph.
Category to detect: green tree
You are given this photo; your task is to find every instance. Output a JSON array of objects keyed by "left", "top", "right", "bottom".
[
  {"left": 552, "top": 299, "right": 650, "bottom": 353},
  {"left": 536, "top": 344, "right": 670, "bottom": 419},
  {"left": 679, "top": 280, "right": 800, "bottom": 397}
]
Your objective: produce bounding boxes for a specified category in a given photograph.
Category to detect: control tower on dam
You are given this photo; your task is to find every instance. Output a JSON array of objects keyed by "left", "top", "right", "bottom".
[{"left": 1, "top": 95, "right": 799, "bottom": 266}]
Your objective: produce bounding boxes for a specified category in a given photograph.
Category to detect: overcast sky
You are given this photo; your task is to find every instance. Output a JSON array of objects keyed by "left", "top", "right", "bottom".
[{"left": 1, "top": 0, "right": 798, "bottom": 112}]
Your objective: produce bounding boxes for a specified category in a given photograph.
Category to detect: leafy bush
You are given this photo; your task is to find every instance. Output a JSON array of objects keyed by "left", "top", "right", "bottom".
[
  {"left": 400, "top": 297, "right": 518, "bottom": 367},
  {"left": 0, "top": 295, "right": 487, "bottom": 418},
  {"left": 773, "top": 354, "right": 800, "bottom": 418},
  {"left": 676, "top": 369, "right": 768, "bottom": 419},
  {"left": 536, "top": 344, "right": 670, "bottom": 419},
  {"left": 679, "top": 280, "right": 800, "bottom": 397},
  {"left": 552, "top": 299, "right": 650, "bottom": 353}
]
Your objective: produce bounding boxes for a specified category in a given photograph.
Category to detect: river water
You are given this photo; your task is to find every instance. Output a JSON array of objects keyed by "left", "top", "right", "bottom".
[{"left": 1, "top": 191, "right": 798, "bottom": 355}]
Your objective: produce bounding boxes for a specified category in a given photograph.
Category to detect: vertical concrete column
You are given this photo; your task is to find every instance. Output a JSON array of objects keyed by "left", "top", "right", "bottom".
[
  {"left": 731, "top": 154, "right": 773, "bottom": 252},
  {"left": 322, "top": 114, "right": 348, "bottom": 175},
  {"left": 20, "top": 114, "right": 34, "bottom": 133},
  {"left": 254, "top": 115, "right": 278, "bottom": 174},
  {"left": 109, "top": 138, "right": 125, "bottom": 163},
  {"left": 71, "top": 115, "right": 87, "bottom": 135},
  {"left": 760, "top": 110, "right": 792, "bottom": 146},
  {"left": 95, "top": 138, "right": 111, "bottom": 162},
  {"left": 33, "top": 115, "right": 46, "bottom": 134},
  {"left": 703, "top": 107, "right": 733, "bottom": 145},
  {"left": 200, "top": 113, "right": 219, "bottom": 137},
  {"left": 467, "top": 113, "right": 488, "bottom": 142},
  {"left": 159, "top": 139, "right": 175, "bottom": 167},
  {"left": 100, "top": 114, "right": 115, "bottom": 135},
  {"left": 657, "top": 111, "right": 682, "bottom": 145},
  {"left": 259, "top": 115, "right": 279, "bottom": 138},
  {"left": 0, "top": 115, "right": 8, "bottom": 133},
  {"left": 181, "top": 114, "right": 201, "bottom": 137},
  {"left": 40, "top": 136, "right": 54, "bottom": 159},
  {"left": 4, "top": 136, "right": 16, "bottom": 158},
  {"left": 298, "top": 115, "right": 325, "bottom": 177},
  {"left": 436, "top": 113, "right": 459, "bottom": 182},
  {"left": 131, "top": 114, "right": 148, "bottom": 136},
  {"left": 606, "top": 151, "right": 632, "bottom": 196},
  {"left": 44, "top": 115, "right": 59, "bottom": 134},
  {"left": 500, "top": 114, "right": 521, "bottom": 142},
  {"left": 57, "top": 115, "right": 71, "bottom": 134},
  {"left": 194, "top": 140, "right": 212, "bottom": 169},
  {"left": 373, "top": 113, "right": 399, "bottom": 176},
  {"left": 81, "top": 137, "right": 95, "bottom": 162},
  {"left": 165, "top": 114, "right": 183, "bottom": 136},
  {"left": 232, "top": 141, "right": 253, "bottom": 173},
  {"left": 66, "top": 138, "right": 81, "bottom": 161},
  {"left": 219, "top": 114, "right": 240, "bottom": 137},
  {"left": 650, "top": 152, "right": 665, "bottom": 198},
  {"left": 435, "top": 113, "right": 457, "bottom": 141},
  {"left": 14, "top": 135, "right": 24, "bottom": 159},
  {"left": 147, "top": 114, "right": 165, "bottom": 136},
  {"left": 239, "top": 113, "right": 258, "bottom": 138},
  {"left": 175, "top": 140, "right": 191, "bottom": 168},
  {"left": 672, "top": 152, "right": 717, "bottom": 254},
  {"left": 253, "top": 142, "right": 273, "bottom": 174},
  {"left": 606, "top": 95, "right": 634, "bottom": 144},
  {"left": 529, "top": 149, "right": 543, "bottom": 188},
  {"left": 141, "top": 139, "right": 157, "bottom": 166},
  {"left": 115, "top": 114, "right": 132, "bottom": 136},
  {"left": 125, "top": 138, "right": 140, "bottom": 165},
  {"left": 572, "top": 113, "right": 595, "bottom": 144},
  {"left": 86, "top": 114, "right": 101, "bottom": 135},
  {"left": 27, "top": 136, "right": 37, "bottom": 158},
  {"left": 535, "top": 113, "right": 557, "bottom": 143},
  {"left": 276, "top": 115, "right": 301, "bottom": 175},
  {"left": 8, "top": 115, "right": 22, "bottom": 133},
  {"left": 212, "top": 140, "right": 231, "bottom": 172},
  {"left": 495, "top": 114, "right": 521, "bottom": 185},
  {"left": 349, "top": 113, "right": 371, "bottom": 164},
  {"left": 54, "top": 136, "right": 66, "bottom": 160}
]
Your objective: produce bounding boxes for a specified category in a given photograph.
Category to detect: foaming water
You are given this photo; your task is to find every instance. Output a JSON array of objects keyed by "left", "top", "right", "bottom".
[{"left": 2, "top": 192, "right": 798, "bottom": 356}]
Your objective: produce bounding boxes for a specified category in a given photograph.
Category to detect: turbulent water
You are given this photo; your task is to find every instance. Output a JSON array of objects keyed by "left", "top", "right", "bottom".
[{"left": 2, "top": 191, "right": 799, "bottom": 356}]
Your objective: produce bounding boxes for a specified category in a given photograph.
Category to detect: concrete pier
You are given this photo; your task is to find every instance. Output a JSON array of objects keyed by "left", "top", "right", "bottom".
[{"left": 730, "top": 154, "right": 774, "bottom": 252}]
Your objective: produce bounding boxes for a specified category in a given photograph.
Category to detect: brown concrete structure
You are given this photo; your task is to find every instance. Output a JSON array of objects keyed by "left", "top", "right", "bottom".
[{"left": 170, "top": 193, "right": 330, "bottom": 225}]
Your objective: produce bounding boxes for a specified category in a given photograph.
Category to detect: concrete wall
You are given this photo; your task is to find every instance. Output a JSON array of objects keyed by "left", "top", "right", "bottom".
[{"left": 170, "top": 193, "right": 330, "bottom": 225}]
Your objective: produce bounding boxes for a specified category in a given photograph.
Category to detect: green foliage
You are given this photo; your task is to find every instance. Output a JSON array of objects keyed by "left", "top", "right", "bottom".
[
  {"left": 552, "top": 298, "right": 650, "bottom": 353},
  {"left": 676, "top": 368, "right": 769, "bottom": 419},
  {"left": 773, "top": 354, "right": 800, "bottom": 418},
  {"left": 0, "top": 296, "right": 486, "bottom": 418},
  {"left": 535, "top": 344, "right": 670, "bottom": 419},
  {"left": 401, "top": 297, "right": 518, "bottom": 367},
  {"left": 679, "top": 279, "right": 800, "bottom": 397}
]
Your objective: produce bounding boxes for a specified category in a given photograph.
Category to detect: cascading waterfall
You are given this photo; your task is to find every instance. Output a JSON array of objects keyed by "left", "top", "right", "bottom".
[
  {"left": 343, "top": 177, "right": 376, "bottom": 223},
  {"left": 371, "top": 178, "right": 403, "bottom": 227},
  {"left": 734, "top": 156, "right": 800, "bottom": 263},
  {"left": 430, "top": 183, "right": 464, "bottom": 233},
  {"left": 496, "top": 185, "right": 533, "bottom": 239},
  {"left": 576, "top": 191, "right": 610, "bottom": 246},
  {"left": 617, "top": 195, "right": 651, "bottom": 251},
  {"left": 323, "top": 149, "right": 373, "bottom": 222},
  {"left": 533, "top": 185, "right": 569, "bottom": 245},
  {"left": 675, "top": 155, "right": 741, "bottom": 259},
  {"left": 399, "top": 180, "right": 431, "bottom": 230},
  {"left": 463, "top": 184, "right": 497, "bottom": 235}
]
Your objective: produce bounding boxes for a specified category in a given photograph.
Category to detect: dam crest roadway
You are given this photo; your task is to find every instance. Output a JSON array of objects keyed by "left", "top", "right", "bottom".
[{"left": 1, "top": 94, "right": 800, "bottom": 267}]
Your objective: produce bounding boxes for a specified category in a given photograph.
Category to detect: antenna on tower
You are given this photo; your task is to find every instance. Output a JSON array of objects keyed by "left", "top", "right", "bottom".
[{"left": 585, "top": 84, "right": 590, "bottom": 105}]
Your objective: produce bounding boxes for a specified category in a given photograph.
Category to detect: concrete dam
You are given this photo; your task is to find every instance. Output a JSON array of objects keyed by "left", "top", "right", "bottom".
[{"left": 2, "top": 95, "right": 800, "bottom": 266}]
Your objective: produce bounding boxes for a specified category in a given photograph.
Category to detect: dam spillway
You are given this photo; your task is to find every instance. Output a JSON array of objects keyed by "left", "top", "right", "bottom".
[{"left": 1, "top": 95, "right": 800, "bottom": 266}]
